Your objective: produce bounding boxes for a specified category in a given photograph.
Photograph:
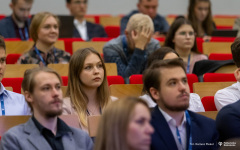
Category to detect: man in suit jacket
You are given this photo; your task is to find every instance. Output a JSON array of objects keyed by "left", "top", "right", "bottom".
[
  {"left": 66, "top": 0, "right": 107, "bottom": 41},
  {"left": 216, "top": 99, "right": 240, "bottom": 142},
  {"left": 0, "top": 67, "right": 93, "bottom": 150},
  {"left": 143, "top": 58, "right": 218, "bottom": 150},
  {"left": 0, "top": 0, "right": 33, "bottom": 40}
]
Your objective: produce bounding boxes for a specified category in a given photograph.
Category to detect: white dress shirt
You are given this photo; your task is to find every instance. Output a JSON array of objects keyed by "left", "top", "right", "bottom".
[
  {"left": 159, "top": 107, "right": 187, "bottom": 150},
  {"left": 140, "top": 93, "right": 205, "bottom": 112},
  {"left": 0, "top": 83, "right": 30, "bottom": 115},
  {"left": 214, "top": 82, "right": 240, "bottom": 110},
  {"left": 73, "top": 19, "right": 88, "bottom": 41}
]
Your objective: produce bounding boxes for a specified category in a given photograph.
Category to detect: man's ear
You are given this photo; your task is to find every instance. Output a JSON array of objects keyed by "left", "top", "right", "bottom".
[
  {"left": 9, "top": 2, "right": 14, "bottom": 10},
  {"left": 66, "top": 3, "right": 71, "bottom": 10},
  {"left": 24, "top": 91, "right": 33, "bottom": 103},
  {"left": 137, "top": 2, "right": 141, "bottom": 10},
  {"left": 149, "top": 87, "right": 160, "bottom": 101},
  {"left": 125, "top": 30, "right": 128, "bottom": 37}
]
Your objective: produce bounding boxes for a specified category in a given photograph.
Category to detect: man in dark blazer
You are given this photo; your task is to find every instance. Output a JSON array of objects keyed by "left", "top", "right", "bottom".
[
  {"left": 143, "top": 58, "right": 219, "bottom": 150},
  {"left": 0, "top": 0, "right": 33, "bottom": 40},
  {"left": 216, "top": 99, "right": 240, "bottom": 142},
  {"left": 66, "top": 0, "right": 107, "bottom": 41},
  {"left": 0, "top": 67, "right": 93, "bottom": 150}
]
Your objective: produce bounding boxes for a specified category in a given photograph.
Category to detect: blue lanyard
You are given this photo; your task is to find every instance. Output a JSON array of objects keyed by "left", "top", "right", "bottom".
[
  {"left": 176, "top": 126, "right": 184, "bottom": 150},
  {"left": 176, "top": 111, "right": 192, "bottom": 150},
  {"left": 18, "top": 27, "right": 29, "bottom": 40},
  {"left": 0, "top": 94, "right": 5, "bottom": 116},
  {"left": 34, "top": 46, "right": 58, "bottom": 66},
  {"left": 186, "top": 54, "right": 191, "bottom": 74}
]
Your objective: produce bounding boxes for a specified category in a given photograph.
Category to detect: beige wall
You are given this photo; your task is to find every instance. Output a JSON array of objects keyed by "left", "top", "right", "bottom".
[{"left": 0, "top": 0, "right": 239, "bottom": 16}]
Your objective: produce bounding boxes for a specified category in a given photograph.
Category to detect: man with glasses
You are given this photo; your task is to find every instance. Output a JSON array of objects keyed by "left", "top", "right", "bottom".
[
  {"left": 66, "top": 0, "right": 107, "bottom": 41},
  {"left": 0, "top": 0, "right": 33, "bottom": 40}
]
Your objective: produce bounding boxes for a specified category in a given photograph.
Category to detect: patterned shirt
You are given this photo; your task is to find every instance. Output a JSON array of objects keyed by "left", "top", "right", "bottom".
[{"left": 17, "top": 46, "right": 71, "bottom": 67}]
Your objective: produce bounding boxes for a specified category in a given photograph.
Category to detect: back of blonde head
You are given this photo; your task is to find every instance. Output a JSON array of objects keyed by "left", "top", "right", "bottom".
[{"left": 125, "top": 13, "right": 154, "bottom": 33}]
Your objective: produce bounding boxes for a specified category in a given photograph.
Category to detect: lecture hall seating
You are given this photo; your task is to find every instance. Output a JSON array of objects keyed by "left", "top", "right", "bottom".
[
  {"left": 201, "top": 96, "right": 217, "bottom": 111},
  {"left": 203, "top": 73, "right": 236, "bottom": 82}
]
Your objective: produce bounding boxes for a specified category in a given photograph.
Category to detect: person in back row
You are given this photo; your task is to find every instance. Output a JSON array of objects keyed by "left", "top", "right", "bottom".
[
  {"left": 120, "top": 0, "right": 169, "bottom": 37},
  {"left": 0, "top": 67, "right": 93, "bottom": 150},
  {"left": 103, "top": 13, "right": 160, "bottom": 79},
  {"left": 66, "top": 0, "right": 107, "bottom": 40},
  {"left": 187, "top": 0, "right": 216, "bottom": 40},
  {"left": 143, "top": 58, "right": 218, "bottom": 150},
  {"left": 17, "top": 12, "right": 71, "bottom": 66},
  {"left": 140, "top": 47, "right": 205, "bottom": 112},
  {"left": 164, "top": 17, "right": 208, "bottom": 74},
  {"left": 0, "top": 36, "right": 30, "bottom": 116},
  {"left": 0, "top": 0, "right": 33, "bottom": 40},
  {"left": 215, "top": 37, "right": 240, "bottom": 110}
]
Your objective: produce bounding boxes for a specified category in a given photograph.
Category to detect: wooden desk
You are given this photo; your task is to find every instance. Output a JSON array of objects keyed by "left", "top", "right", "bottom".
[
  {"left": 193, "top": 82, "right": 234, "bottom": 99},
  {"left": 110, "top": 84, "right": 143, "bottom": 99},
  {"left": 197, "top": 111, "right": 218, "bottom": 120}
]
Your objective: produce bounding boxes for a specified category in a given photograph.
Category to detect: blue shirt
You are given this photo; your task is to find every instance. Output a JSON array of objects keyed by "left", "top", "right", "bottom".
[{"left": 0, "top": 83, "right": 30, "bottom": 116}]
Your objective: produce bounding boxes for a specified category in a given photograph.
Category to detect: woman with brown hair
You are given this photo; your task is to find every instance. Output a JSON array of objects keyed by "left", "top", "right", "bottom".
[
  {"left": 94, "top": 97, "right": 154, "bottom": 150},
  {"left": 63, "top": 47, "right": 110, "bottom": 132},
  {"left": 188, "top": 0, "right": 215, "bottom": 39},
  {"left": 164, "top": 17, "right": 208, "bottom": 74}
]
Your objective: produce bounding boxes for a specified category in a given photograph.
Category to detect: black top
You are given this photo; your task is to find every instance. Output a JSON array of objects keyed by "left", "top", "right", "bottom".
[{"left": 32, "top": 116, "right": 72, "bottom": 150}]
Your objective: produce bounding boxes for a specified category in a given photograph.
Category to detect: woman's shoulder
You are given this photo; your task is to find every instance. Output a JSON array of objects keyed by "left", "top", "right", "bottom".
[
  {"left": 192, "top": 52, "right": 208, "bottom": 60},
  {"left": 62, "top": 97, "right": 76, "bottom": 115}
]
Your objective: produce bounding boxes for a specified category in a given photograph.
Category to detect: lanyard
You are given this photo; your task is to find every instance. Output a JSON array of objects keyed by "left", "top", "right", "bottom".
[
  {"left": 186, "top": 54, "right": 191, "bottom": 74},
  {"left": 19, "top": 27, "right": 29, "bottom": 40},
  {"left": 176, "top": 111, "right": 192, "bottom": 150},
  {"left": 0, "top": 94, "right": 5, "bottom": 116},
  {"left": 86, "top": 107, "right": 102, "bottom": 116},
  {"left": 34, "top": 46, "right": 58, "bottom": 66}
]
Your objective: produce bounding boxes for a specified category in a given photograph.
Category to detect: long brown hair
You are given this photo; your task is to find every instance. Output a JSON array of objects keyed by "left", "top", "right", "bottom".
[
  {"left": 164, "top": 17, "right": 200, "bottom": 53},
  {"left": 94, "top": 97, "right": 149, "bottom": 150},
  {"left": 65, "top": 47, "right": 110, "bottom": 127},
  {"left": 188, "top": 0, "right": 214, "bottom": 36}
]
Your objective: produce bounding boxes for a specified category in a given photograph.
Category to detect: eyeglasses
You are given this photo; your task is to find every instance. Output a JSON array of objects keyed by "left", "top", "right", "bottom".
[
  {"left": 0, "top": 57, "right": 6, "bottom": 64},
  {"left": 72, "top": 0, "right": 87, "bottom": 5},
  {"left": 178, "top": 31, "right": 195, "bottom": 37}
]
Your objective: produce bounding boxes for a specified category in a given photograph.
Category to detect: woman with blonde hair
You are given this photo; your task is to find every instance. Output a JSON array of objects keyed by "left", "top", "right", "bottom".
[
  {"left": 94, "top": 97, "right": 154, "bottom": 150},
  {"left": 63, "top": 47, "right": 110, "bottom": 132},
  {"left": 17, "top": 12, "right": 71, "bottom": 66}
]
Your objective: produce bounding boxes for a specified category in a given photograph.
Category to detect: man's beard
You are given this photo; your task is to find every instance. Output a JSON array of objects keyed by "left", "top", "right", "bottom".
[
  {"left": 160, "top": 95, "right": 189, "bottom": 112},
  {"left": 45, "top": 109, "right": 63, "bottom": 118},
  {"left": 13, "top": 12, "right": 26, "bottom": 23}
]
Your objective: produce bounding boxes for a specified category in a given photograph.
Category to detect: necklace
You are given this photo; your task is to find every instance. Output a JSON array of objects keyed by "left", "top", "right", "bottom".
[{"left": 86, "top": 105, "right": 101, "bottom": 116}]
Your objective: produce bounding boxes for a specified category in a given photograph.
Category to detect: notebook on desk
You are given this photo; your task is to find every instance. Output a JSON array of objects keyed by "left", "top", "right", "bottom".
[
  {"left": 58, "top": 15, "right": 74, "bottom": 38},
  {"left": 212, "top": 29, "right": 238, "bottom": 37}
]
